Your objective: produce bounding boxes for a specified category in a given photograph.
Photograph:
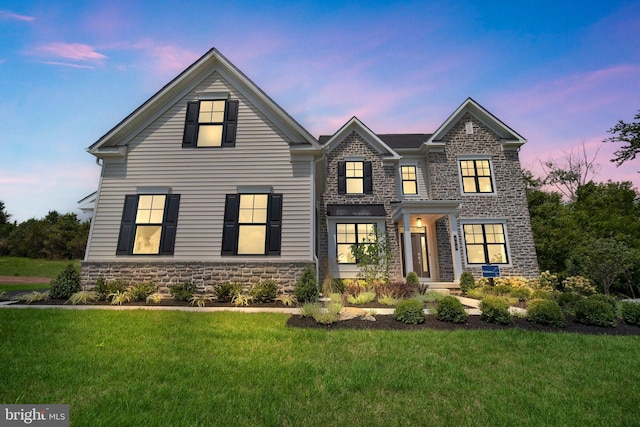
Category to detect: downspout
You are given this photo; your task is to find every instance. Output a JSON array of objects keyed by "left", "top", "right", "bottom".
[{"left": 312, "top": 150, "right": 324, "bottom": 286}]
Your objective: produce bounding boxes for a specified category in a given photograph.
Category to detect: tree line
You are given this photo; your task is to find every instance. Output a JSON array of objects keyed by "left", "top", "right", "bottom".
[{"left": 0, "top": 201, "right": 89, "bottom": 260}]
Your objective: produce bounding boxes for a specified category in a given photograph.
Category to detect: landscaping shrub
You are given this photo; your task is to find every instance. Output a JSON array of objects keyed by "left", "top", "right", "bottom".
[
  {"left": 250, "top": 280, "right": 279, "bottom": 303},
  {"left": 530, "top": 289, "right": 555, "bottom": 300},
  {"left": 394, "top": 299, "right": 425, "bottom": 324},
  {"left": 434, "top": 296, "right": 468, "bottom": 324},
  {"left": 527, "top": 299, "right": 566, "bottom": 328},
  {"left": 214, "top": 282, "right": 242, "bottom": 302},
  {"left": 587, "top": 294, "right": 618, "bottom": 315},
  {"left": 128, "top": 282, "right": 157, "bottom": 302},
  {"left": 479, "top": 296, "right": 513, "bottom": 325},
  {"left": 459, "top": 271, "right": 475, "bottom": 295},
  {"left": 300, "top": 302, "right": 342, "bottom": 324},
  {"left": 377, "top": 293, "right": 399, "bottom": 306},
  {"left": 169, "top": 280, "right": 197, "bottom": 301},
  {"left": 93, "top": 277, "right": 127, "bottom": 301},
  {"left": 562, "top": 276, "right": 596, "bottom": 296},
  {"left": 49, "top": 265, "right": 81, "bottom": 300},
  {"left": 510, "top": 287, "right": 531, "bottom": 302},
  {"left": 621, "top": 302, "right": 640, "bottom": 326},
  {"left": 346, "top": 291, "right": 376, "bottom": 305},
  {"left": 557, "top": 292, "right": 585, "bottom": 316},
  {"left": 67, "top": 290, "right": 98, "bottom": 305},
  {"left": 377, "top": 281, "right": 417, "bottom": 299},
  {"left": 490, "top": 284, "right": 513, "bottom": 296},
  {"left": 294, "top": 264, "right": 319, "bottom": 303},
  {"left": 405, "top": 271, "right": 420, "bottom": 286},
  {"left": 574, "top": 298, "right": 616, "bottom": 327}
]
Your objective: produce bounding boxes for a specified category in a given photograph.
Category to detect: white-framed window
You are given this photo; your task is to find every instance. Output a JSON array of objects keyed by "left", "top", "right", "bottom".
[
  {"left": 401, "top": 165, "right": 418, "bottom": 195},
  {"left": 459, "top": 159, "right": 494, "bottom": 193},
  {"left": 462, "top": 222, "right": 509, "bottom": 264}
]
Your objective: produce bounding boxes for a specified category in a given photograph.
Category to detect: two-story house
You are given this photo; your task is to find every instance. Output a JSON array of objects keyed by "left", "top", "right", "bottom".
[{"left": 81, "top": 48, "right": 538, "bottom": 291}]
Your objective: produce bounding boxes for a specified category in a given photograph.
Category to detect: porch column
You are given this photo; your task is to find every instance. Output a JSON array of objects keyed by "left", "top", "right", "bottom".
[
  {"left": 402, "top": 214, "right": 413, "bottom": 276},
  {"left": 448, "top": 213, "right": 463, "bottom": 282}
]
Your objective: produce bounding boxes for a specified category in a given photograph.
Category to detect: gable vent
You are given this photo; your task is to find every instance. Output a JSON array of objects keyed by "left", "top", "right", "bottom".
[{"left": 465, "top": 121, "right": 474, "bottom": 134}]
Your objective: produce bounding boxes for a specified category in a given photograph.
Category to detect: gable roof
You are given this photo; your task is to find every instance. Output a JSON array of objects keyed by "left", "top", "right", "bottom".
[
  {"left": 319, "top": 117, "right": 401, "bottom": 161},
  {"left": 425, "top": 97, "right": 526, "bottom": 150},
  {"left": 88, "top": 48, "right": 319, "bottom": 154}
]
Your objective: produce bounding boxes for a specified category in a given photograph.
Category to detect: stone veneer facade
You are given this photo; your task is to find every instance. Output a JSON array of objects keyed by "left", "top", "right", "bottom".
[
  {"left": 317, "top": 131, "right": 403, "bottom": 283},
  {"left": 81, "top": 261, "right": 309, "bottom": 294},
  {"left": 429, "top": 112, "right": 539, "bottom": 278}
]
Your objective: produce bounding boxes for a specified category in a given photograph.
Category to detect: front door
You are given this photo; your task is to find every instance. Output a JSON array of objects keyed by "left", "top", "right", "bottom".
[
  {"left": 401, "top": 231, "right": 430, "bottom": 278},
  {"left": 411, "top": 232, "right": 430, "bottom": 278}
]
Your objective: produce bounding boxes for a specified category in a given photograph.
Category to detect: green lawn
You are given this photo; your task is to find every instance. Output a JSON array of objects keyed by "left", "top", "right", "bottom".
[
  {"left": 1, "top": 309, "right": 639, "bottom": 426},
  {"left": 0, "top": 257, "right": 79, "bottom": 278}
]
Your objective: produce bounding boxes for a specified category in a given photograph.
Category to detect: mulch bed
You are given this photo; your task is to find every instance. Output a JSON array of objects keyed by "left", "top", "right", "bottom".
[{"left": 286, "top": 314, "right": 640, "bottom": 336}]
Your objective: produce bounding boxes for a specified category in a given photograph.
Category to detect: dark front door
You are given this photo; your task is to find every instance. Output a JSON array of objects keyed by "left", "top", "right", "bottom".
[
  {"left": 411, "top": 232, "right": 430, "bottom": 278},
  {"left": 402, "top": 231, "right": 430, "bottom": 278}
]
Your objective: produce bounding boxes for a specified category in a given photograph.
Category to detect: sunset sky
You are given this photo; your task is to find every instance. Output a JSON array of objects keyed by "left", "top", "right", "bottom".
[{"left": 1, "top": 0, "right": 639, "bottom": 222}]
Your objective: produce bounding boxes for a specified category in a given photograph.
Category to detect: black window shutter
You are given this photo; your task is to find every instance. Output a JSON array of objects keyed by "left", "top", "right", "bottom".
[
  {"left": 221, "top": 194, "right": 239, "bottom": 256},
  {"left": 363, "top": 161, "right": 373, "bottom": 194},
  {"left": 116, "top": 195, "right": 139, "bottom": 255},
  {"left": 182, "top": 101, "right": 200, "bottom": 148},
  {"left": 222, "top": 100, "right": 239, "bottom": 147},
  {"left": 337, "top": 162, "right": 346, "bottom": 194},
  {"left": 267, "top": 194, "right": 283, "bottom": 255},
  {"left": 159, "top": 194, "right": 180, "bottom": 255}
]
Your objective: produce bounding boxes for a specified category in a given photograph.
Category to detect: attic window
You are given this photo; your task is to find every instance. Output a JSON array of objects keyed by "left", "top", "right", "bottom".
[
  {"left": 465, "top": 121, "right": 474, "bottom": 135},
  {"left": 182, "top": 100, "right": 239, "bottom": 148}
]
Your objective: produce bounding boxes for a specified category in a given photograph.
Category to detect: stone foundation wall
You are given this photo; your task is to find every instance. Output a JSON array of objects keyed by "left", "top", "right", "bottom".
[{"left": 80, "top": 261, "right": 312, "bottom": 294}]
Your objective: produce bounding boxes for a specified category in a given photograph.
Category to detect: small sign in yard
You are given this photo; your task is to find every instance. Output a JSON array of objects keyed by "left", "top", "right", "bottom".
[{"left": 481, "top": 265, "right": 500, "bottom": 278}]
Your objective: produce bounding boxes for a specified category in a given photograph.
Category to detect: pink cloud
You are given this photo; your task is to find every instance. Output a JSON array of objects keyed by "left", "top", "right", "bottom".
[
  {"left": 0, "top": 9, "right": 35, "bottom": 22},
  {"left": 30, "top": 42, "right": 107, "bottom": 62},
  {"left": 42, "top": 61, "right": 96, "bottom": 69}
]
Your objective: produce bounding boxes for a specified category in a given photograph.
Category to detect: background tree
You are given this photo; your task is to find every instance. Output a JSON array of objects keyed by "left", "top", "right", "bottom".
[
  {"left": 604, "top": 110, "right": 640, "bottom": 166},
  {"left": 539, "top": 142, "right": 600, "bottom": 201},
  {"left": 572, "top": 237, "right": 637, "bottom": 295},
  {"left": 0, "top": 201, "right": 16, "bottom": 255}
]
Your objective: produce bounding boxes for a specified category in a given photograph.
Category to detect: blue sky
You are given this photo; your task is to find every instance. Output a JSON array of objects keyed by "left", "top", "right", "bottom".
[{"left": 1, "top": 0, "right": 639, "bottom": 223}]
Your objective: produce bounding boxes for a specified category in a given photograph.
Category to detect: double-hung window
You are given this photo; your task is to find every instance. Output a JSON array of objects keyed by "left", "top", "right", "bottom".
[
  {"left": 460, "top": 159, "right": 494, "bottom": 193},
  {"left": 182, "top": 99, "right": 239, "bottom": 148},
  {"left": 221, "top": 193, "right": 283, "bottom": 256},
  {"left": 116, "top": 194, "right": 180, "bottom": 255},
  {"left": 337, "top": 161, "right": 373, "bottom": 194},
  {"left": 336, "top": 223, "right": 375, "bottom": 264},
  {"left": 401, "top": 166, "right": 418, "bottom": 195},
  {"left": 463, "top": 223, "right": 508, "bottom": 264}
]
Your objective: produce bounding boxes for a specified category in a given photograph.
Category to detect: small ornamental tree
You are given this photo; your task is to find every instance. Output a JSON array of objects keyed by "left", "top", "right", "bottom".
[
  {"left": 350, "top": 227, "right": 393, "bottom": 286},
  {"left": 49, "top": 265, "right": 81, "bottom": 300}
]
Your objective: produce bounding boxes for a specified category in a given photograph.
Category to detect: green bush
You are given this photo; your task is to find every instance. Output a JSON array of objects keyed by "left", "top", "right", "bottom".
[
  {"left": 93, "top": 277, "right": 127, "bottom": 301},
  {"left": 459, "top": 272, "right": 476, "bottom": 295},
  {"left": 214, "top": 282, "right": 242, "bottom": 302},
  {"left": 346, "top": 291, "right": 376, "bottom": 305},
  {"left": 587, "top": 294, "right": 618, "bottom": 315},
  {"left": 405, "top": 272, "right": 420, "bottom": 286},
  {"left": 394, "top": 299, "right": 425, "bottom": 324},
  {"left": 530, "top": 289, "right": 555, "bottom": 300},
  {"left": 434, "top": 296, "right": 468, "bottom": 324},
  {"left": 574, "top": 298, "right": 616, "bottom": 327},
  {"left": 294, "top": 264, "right": 319, "bottom": 303},
  {"left": 49, "top": 265, "right": 81, "bottom": 300},
  {"left": 557, "top": 292, "right": 584, "bottom": 316},
  {"left": 527, "top": 299, "right": 566, "bottom": 328},
  {"left": 250, "top": 280, "right": 279, "bottom": 303},
  {"left": 168, "top": 280, "right": 197, "bottom": 301},
  {"left": 377, "top": 281, "right": 417, "bottom": 299},
  {"left": 479, "top": 296, "right": 513, "bottom": 325},
  {"left": 128, "top": 282, "right": 157, "bottom": 302},
  {"left": 621, "top": 302, "right": 640, "bottom": 326},
  {"left": 510, "top": 287, "right": 531, "bottom": 302},
  {"left": 562, "top": 276, "right": 596, "bottom": 296}
]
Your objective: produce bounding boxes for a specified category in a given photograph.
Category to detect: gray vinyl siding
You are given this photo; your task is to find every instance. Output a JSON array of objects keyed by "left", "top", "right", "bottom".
[{"left": 86, "top": 71, "right": 314, "bottom": 262}]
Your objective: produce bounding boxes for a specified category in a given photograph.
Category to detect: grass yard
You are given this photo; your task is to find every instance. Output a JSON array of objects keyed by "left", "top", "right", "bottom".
[
  {"left": 1, "top": 309, "right": 639, "bottom": 426},
  {"left": 0, "top": 257, "right": 79, "bottom": 278}
]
